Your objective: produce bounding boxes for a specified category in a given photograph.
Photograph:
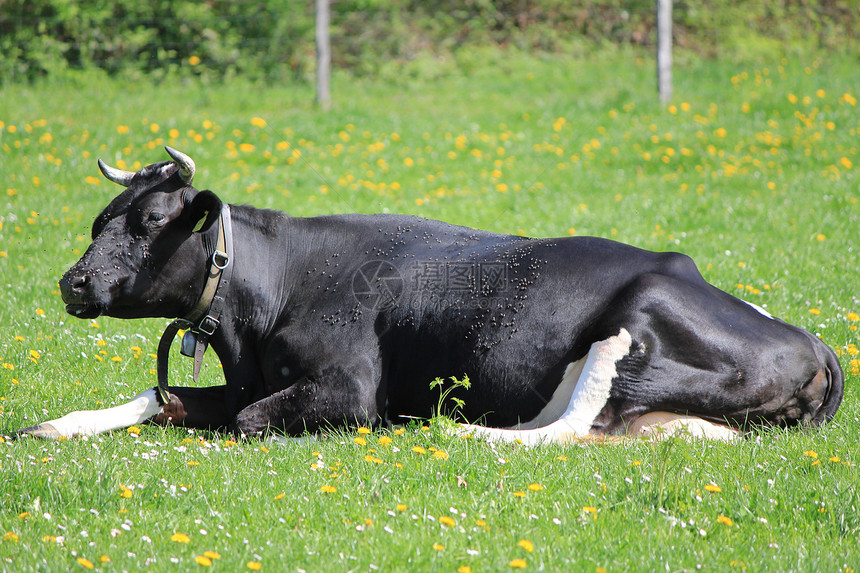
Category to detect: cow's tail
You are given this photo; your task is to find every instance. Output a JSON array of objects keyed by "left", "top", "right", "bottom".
[{"left": 817, "top": 340, "right": 845, "bottom": 423}]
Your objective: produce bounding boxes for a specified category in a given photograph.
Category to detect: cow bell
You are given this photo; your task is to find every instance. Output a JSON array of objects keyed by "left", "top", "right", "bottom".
[{"left": 180, "top": 330, "right": 198, "bottom": 357}]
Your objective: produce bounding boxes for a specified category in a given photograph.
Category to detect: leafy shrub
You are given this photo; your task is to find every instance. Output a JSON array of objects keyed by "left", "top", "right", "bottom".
[{"left": 0, "top": 0, "right": 856, "bottom": 84}]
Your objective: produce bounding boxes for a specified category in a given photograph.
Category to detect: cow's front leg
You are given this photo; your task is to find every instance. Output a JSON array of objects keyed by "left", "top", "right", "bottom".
[
  {"left": 19, "top": 388, "right": 164, "bottom": 439},
  {"left": 19, "top": 385, "right": 232, "bottom": 439},
  {"left": 152, "top": 385, "right": 230, "bottom": 431},
  {"left": 233, "top": 370, "right": 378, "bottom": 438}
]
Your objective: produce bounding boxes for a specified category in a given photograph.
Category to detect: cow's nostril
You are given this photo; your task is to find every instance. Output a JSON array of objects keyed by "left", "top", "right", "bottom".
[{"left": 71, "top": 274, "right": 89, "bottom": 292}]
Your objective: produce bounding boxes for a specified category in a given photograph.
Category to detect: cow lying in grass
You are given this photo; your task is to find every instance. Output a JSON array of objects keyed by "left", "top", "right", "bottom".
[{"left": 20, "top": 148, "right": 844, "bottom": 443}]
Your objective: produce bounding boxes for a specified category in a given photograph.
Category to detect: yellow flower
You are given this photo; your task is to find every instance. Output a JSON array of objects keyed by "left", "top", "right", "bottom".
[
  {"left": 356, "top": 426, "right": 371, "bottom": 434},
  {"left": 99, "top": 556, "right": 110, "bottom": 563},
  {"left": 187, "top": 461, "right": 200, "bottom": 467},
  {"left": 804, "top": 450, "right": 818, "bottom": 459},
  {"left": 513, "top": 491, "right": 526, "bottom": 498},
  {"left": 412, "top": 446, "right": 427, "bottom": 454},
  {"left": 353, "top": 436, "right": 367, "bottom": 446},
  {"left": 433, "top": 450, "right": 449, "bottom": 460},
  {"left": 517, "top": 539, "right": 534, "bottom": 552},
  {"left": 195, "top": 555, "right": 212, "bottom": 566},
  {"left": 394, "top": 428, "right": 405, "bottom": 435},
  {"left": 510, "top": 558, "right": 528, "bottom": 568},
  {"left": 458, "top": 567, "right": 472, "bottom": 573},
  {"left": 274, "top": 493, "right": 285, "bottom": 500},
  {"left": 396, "top": 504, "right": 407, "bottom": 512},
  {"left": 527, "top": 483, "right": 544, "bottom": 491},
  {"left": 704, "top": 484, "right": 722, "bottom": 493},
  {"left": 246, "top": 562, "right": 262, "bottom": 571},
  {"left": 119, "top": 485, "right": 133, "bottom": 498},
  {"left": 847, "top": 313, "right": 860, "bottom": 322},
  {"left": 320, "top": 485, "right": 337, "bottom": 493},
  {"left": 171, "top": 532, "right": 191, "bottom": 543},
  {"left": 77, "top": 558, "right": 95, "bottom": 569},
  {"left": 809, "top": 308, "right": 821, "bottom": 315},
  {"left": 250, "top": 117, "right": 267, "bottom": 128},
  {"left": 3, "top": 532, "right": 19, "bottom": 542},
  {"left": 432, "top": 543, "right": 445, "bottom": 551},
  {"left": 189, "top": 56, "right": 201, "bottom": 66},
  {"left": 716, "top": 515, "right": 733, "bottom": 527},
  {"left": 439, "top": 516, "right": 456, "bottom": 527},
  {"left": 378, "top": 436, "right": 392, "bottom": 446}
]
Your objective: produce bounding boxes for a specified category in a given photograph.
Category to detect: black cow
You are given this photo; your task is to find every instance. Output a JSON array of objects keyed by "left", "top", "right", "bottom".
[{"left": 20, "top": 148, "right": 844, "bottom": 443}]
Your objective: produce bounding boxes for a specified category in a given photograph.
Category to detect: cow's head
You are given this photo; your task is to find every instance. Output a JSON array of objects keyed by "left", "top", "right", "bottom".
[{"left": 60, "top": 147, "right": 222, "bottom": 320}]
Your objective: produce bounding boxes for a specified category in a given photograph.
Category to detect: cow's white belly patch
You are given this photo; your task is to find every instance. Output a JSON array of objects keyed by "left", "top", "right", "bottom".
[
  {"left": 460, "top": 328, "right": 632, "bottom": 445},
  {"left": 30, "top": 388, "right": 163, "bottom": 439}
]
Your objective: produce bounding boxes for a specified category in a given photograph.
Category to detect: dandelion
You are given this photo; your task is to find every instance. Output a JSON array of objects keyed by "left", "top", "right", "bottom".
[
  {"left": 716, "top": 515, "right": 733, "bottom": 527},
  {"left": 119, "top": 485, "right": 133, "bottom": 498},
  {"left": 171, "top": 533, "right": 191, "bottom": 543},
  {"left": 809, "top": 308, "right": 821, "bottom": 315},
  {"left": 433, "top": 543, "right": 445, "bottom": 551},
  {"left": 804, "top": 450, "right": 818, "bottom": 459},
  {"left": 189, "top": 56, "right": 201, "bottom": 66},
  {"left": 195, "top": 555, "right": 212, "bottom": 566},
  {"left": 527, "top": 483, "right": 544, "bottom": 491},
  {"left": 704, "top": 484, "right": 722, "bottom": 493},
  {"left": 439, "top": 516, "right": 456, "bottom": 527},
  {"left": 3, "top": 532, "right": 19, "bottom": 542},
  {"left": 246, "top": 562, "right": 262, "bottom": 571},
  {"left": 434, "top": 450, "right": 449, "bottom": 460},
  {"left": 510, "top": 558, "right": 527, "bottom": 568},
  {"left": 517, "top": 539, "right": 534, "bottom": 552},
  {"left": 847, "top": 313, "right": 859, "bottom": 322},
  {"left": 378, "top": 436, "right": 392, "bottom": 446},
  {"left": 458, "top": 567, "right": 472, "bottom": 573},
  {"left": 513, "top": 491, "right": 526, "bottom": 498},
  {"left": 77, "top": 558, "right": 95, "bottom": 569},
  {"left": 187, "top": 461, "right": 200, "bottom": 467},
  {"left": 354, "top": 436, "right": 368, "bottom": 446},
  {"left": 396, "top": 504, "right": 407, "bottom": 512},
  {"left": 321, "top": 485, "right": 337, "bottom": 493},
  {"left": 412, "top": 446, "right": 427, "bottom": 454},
  {"left": 251, "top": 117, "right": 267, "bottom": 128},
  {"left": 99, "top": 556, "right": 110, "bottom": 563}
]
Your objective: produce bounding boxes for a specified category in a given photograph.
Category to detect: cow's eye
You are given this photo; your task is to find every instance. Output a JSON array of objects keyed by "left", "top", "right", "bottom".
[{"left": 148, "top": 212, "right": 166, "bottom": 224}]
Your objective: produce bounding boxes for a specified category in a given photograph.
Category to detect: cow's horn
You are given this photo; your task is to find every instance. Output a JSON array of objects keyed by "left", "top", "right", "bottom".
[
  {"left": 97, "top": 159, "right": 135, "bottom": 187},
  {"left": 165, "top": 146, "right": 195, "bottom": 184}
]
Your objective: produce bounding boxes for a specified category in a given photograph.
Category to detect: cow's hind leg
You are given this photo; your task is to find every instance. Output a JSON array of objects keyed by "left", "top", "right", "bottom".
[{"left": 459, "top": 328, "right": 634, "bottom": 445}]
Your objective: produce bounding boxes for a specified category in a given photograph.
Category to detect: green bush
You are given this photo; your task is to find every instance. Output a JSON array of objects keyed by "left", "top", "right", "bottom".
[{"left": 0, "top": 0, "right": 856, "bottom": 84}]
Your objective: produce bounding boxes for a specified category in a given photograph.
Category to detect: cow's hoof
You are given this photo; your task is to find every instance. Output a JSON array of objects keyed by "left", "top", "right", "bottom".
[{"left": 17, "top": 423, "right": 63, "bottom": 440}]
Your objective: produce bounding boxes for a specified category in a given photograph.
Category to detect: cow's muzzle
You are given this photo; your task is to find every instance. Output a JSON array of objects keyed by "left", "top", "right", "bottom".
[{"left": 59, "top": 271, "right": 102, "bottom": 318}]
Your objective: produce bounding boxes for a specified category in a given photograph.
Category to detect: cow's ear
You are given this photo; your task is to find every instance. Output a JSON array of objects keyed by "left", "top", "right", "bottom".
[{"left": 186, "top": 190, "right": 223, "bottom": 233}]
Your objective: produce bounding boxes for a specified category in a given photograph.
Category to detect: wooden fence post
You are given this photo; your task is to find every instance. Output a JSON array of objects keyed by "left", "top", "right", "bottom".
[
  {"left": 656, "top": 0, "right": 672, "bottom": 103},
  {"left": 316, "top": 0, "right": 331, "bottom": 110}
]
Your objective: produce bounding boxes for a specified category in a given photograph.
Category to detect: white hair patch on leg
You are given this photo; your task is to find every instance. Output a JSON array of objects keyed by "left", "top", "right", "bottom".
[
  {"left": 626, "top": 411, "right": 739, "bottom": 442},
  {"left": 22, "top": 388, "right": 163, "bottom": 439},
  {"left": 459, "top": 328, "right": 633, "bottom": 444}
]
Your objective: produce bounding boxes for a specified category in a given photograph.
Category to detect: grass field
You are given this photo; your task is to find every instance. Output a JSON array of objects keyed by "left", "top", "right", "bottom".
[{"left": 1, "top": 50, "right": 859, "bottom": 571}]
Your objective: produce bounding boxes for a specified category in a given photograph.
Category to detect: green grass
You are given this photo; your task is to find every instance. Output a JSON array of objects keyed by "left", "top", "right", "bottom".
[{"left": 1, "top": 50, "right": 859, "bottom": 571}]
